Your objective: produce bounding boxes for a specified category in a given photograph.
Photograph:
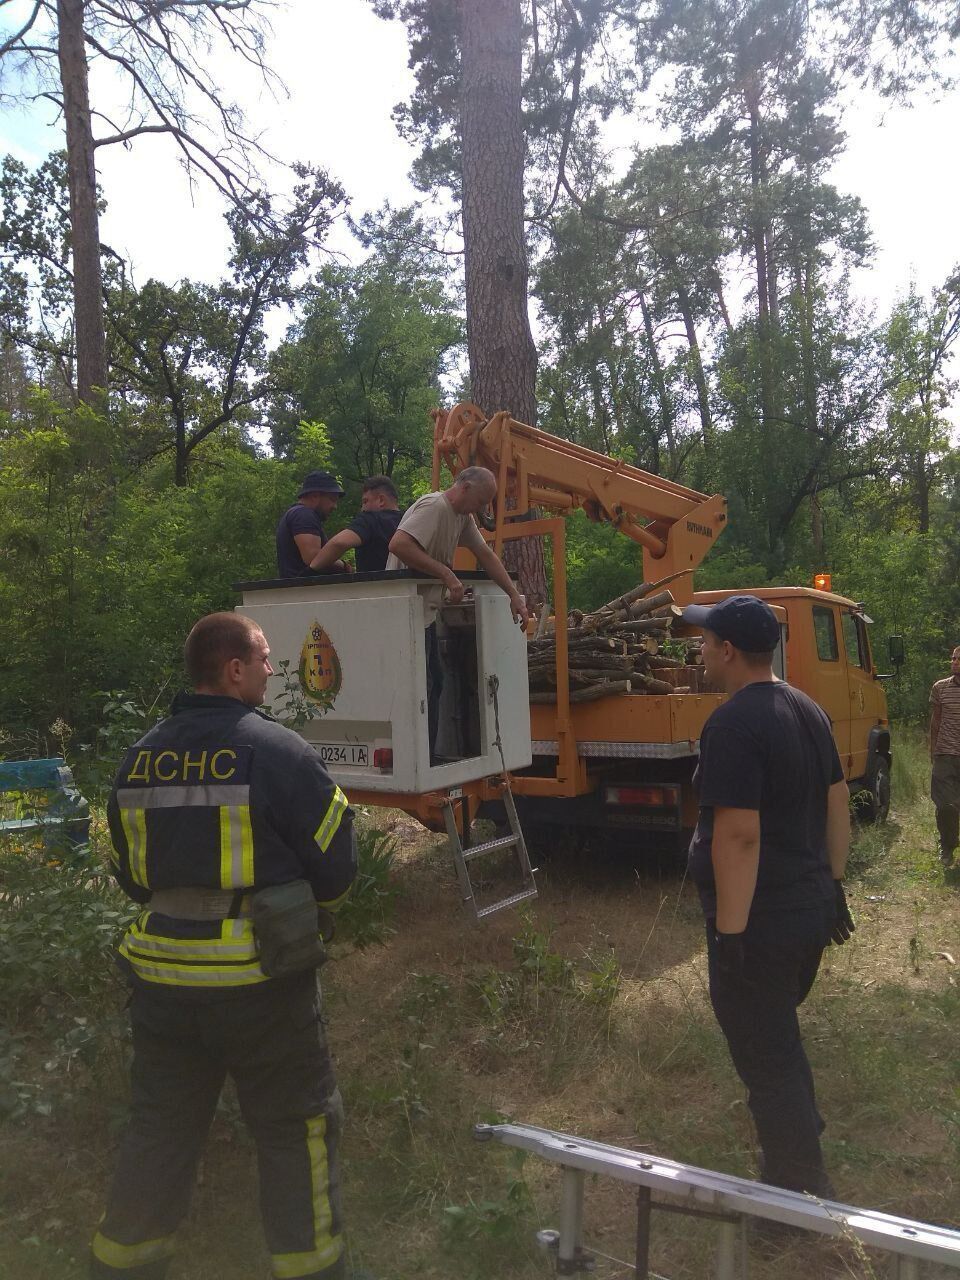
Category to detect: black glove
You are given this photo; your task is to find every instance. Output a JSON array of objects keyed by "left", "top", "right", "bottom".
[
  {"left": 714, "top": 929, "right": 746, "bottom": 979},
  {"left": 831, "top": 880, "right": 855, "bottom": 945}
]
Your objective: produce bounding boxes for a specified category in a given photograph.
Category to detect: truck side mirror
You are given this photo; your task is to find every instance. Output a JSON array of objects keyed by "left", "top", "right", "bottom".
[{"left": 888, "top": 635, "right": 905, "bottom": 667}]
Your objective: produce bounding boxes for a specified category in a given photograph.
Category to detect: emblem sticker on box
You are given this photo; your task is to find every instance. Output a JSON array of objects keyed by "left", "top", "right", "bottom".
[{"left": 299, "top": 621, "right": 342, "bottom": 706}]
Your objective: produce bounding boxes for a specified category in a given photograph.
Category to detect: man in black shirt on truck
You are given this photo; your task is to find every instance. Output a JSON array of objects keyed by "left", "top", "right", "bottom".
[
  {"left": 276, "top": 470, "right": 349, "bottom": 578},
  {"left": 309, "top": 476, "right": 402, "bottom": 575},
  {"left": 681, "top": 594, "right": 853, "bottom": 1206}
]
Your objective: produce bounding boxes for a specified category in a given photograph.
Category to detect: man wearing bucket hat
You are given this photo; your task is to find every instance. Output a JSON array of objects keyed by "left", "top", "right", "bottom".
[
  {"left": 276, "top": 470, "right": 350, "bottom": 579},
  {"left": 680, "top": 594, "right": 852, "bottom": 1203}
]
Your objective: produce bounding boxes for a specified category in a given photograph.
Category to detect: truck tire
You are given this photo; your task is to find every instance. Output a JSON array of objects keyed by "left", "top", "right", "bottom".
[{"left": 860, "top": 757, "right": 891, "bottom": 825}]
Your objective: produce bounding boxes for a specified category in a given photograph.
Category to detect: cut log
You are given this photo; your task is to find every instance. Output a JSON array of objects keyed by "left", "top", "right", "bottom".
[
  {"left": 531, "top": 667, "right": 633, "bottom": 685},
  {"left": 632, "top": 673, "right": 676, "bottom": 695},
  {"left": 530, "top": 679, "right": 632, "bottom": 704},
  {"left": 583, "top": 589, "right": 677, "bottom": 631},
  {"left": 529, "top": 634, "right": 622, "bottom": 652},
  {"left": 589, "top": 568, "right": 694, "bottom": 620},
  {"left": 625, "top": 589, "right": 675, "bottom": 619},
  {"left": 617, "top": 617, "right": 672, "bottom": 635},
  {"left": 662, "top": 604, "right": 687, "bottom": 622},
  {"left": 529, "top": 653, "right": 633, "bottom": 673}
]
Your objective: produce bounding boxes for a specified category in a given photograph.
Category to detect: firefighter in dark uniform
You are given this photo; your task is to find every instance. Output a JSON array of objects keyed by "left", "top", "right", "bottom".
[{"left": 90, "top": 612, "right": 357, "bottom": 1280}]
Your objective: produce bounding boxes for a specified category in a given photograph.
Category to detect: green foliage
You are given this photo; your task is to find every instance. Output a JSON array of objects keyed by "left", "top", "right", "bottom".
[
  {"left": 70, "top": 689, "right": 167, "bottom": 801},
  {"left": 336, "top": 826, "right": 401, "bottom": 948},
  {"left": 827, "top": 517, "right": 958, "bottom": 718},
  {"left": 469, "top": 915, "right": 620, "bottom": 1083},
  {"left": 562, "top": 509, "right": 644, "bottom": 611},
  {"left": 0, "top": 393, "right": 342, "bottom": 743},
  {"left": 0, "top": 844, "right": 135, "bottom": 1026},
  {"left": 441, "top": 1151, "right": 534, "bottom": 1275},
  {"left": 268, "top": 206, "right": 462, "bottom": 498},
  {"left": 264, "top": 659, "right": 334, "bottom": 730}
]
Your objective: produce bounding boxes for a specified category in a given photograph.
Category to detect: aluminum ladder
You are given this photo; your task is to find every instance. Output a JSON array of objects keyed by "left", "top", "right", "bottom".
[
  {"left": 474, "top": 1121, "right": 960, "bottom": 1279},
  {"left": 442, "top": 782, "right": 538, "bottom": 923}
]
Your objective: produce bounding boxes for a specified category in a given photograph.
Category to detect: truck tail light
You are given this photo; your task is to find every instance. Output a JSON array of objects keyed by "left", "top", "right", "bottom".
[
  {"left": 605, "top": 785, "right": 679, "bottom": 808},
  {"left": 373, "top": 748, "right": 393, "bottom": 770}
]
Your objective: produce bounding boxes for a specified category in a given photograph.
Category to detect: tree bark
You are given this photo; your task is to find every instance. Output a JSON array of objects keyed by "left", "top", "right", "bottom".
[
  {"left": 57, "top": 0, "right": 107, "bottom": 405},
  {"left": 675, "top": 280, "right": 714, "bottom": 454},
  {"left": 460, "top": 0, "right": 547, "bottom": 605},
  {"left": 461, "top": 0, "right": 536, "bottom": 424},
  {"left": 747, "top": 100, "right": 770, "bottom": 329},
  {"left": 638, "top": 290, "right": 676, "bottom": 471}
]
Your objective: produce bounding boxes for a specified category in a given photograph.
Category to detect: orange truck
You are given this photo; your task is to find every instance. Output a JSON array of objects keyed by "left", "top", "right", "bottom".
[{"left": 433, "top": 403, "right": 897, "bottom": 851}]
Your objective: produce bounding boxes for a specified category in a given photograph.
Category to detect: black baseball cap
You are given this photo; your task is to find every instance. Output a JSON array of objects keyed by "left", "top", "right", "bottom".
[
  {"left": 298, "top": 470, "right": 345, "bottom": 498},
  {"left": 681, "top": 595, "right": 781, "bottom": 653}
]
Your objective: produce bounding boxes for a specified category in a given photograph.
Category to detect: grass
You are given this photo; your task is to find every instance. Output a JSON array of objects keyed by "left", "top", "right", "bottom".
[{"left": 1, "top": 729, "right": 958, "bottom": 1279}]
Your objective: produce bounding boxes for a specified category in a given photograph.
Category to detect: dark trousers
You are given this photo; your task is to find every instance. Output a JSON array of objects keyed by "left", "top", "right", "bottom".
[
  {"left": 90, "top": 974, "right": 344, "bottom": 1280},
  {"left": 426, "top": 622, "right": 444, "bottom": 760},
  {"left": 706, "top": 904, "right": 835, "bottom": 1196},
  {"left": 932, "top": 755, "right": 960, "bottom": 856}
]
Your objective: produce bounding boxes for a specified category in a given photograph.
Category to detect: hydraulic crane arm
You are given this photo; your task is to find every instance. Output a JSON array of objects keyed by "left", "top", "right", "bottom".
[{"left": 432, "top": 403, "right": 727, "bottom": 601}]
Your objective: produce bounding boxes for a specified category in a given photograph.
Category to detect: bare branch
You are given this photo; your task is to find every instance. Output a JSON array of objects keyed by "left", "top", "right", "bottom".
[
  {"left": 94, "top": 121, "right": 175, "bottom": 146},
  {"left": 0, "top": 0, "right": 44, "bottom": 58}
]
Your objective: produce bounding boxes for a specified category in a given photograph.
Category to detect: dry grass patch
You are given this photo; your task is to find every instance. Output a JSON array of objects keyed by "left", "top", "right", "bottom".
[{"left": 3, "top": 737, "right": 960, "bottom": 1278}]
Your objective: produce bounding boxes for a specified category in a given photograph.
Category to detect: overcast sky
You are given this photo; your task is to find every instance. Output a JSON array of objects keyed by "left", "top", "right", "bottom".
[{"left": 1, "top": 0, "right": 958, "bottom": 321}]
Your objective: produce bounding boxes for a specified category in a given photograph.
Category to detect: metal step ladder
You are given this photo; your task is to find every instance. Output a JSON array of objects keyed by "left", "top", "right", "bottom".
[{"left": 443, "top": 784, "right": 538, "bottom": 923}]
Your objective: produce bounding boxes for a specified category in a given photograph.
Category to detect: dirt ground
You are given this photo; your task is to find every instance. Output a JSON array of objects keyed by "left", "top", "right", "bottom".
[{"left": 2, "top": 792, "right": 959, "bottom": 1280}]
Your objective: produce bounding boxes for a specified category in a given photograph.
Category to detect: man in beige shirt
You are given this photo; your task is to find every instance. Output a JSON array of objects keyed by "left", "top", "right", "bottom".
[
  {"left": 386, "top": 466, "right": 530, "bottom": 757},
  {"left": 930, "top": 645, "right": 960, "bottom": 867}
]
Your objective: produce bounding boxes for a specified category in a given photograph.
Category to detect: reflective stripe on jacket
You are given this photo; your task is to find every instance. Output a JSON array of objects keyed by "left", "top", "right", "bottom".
[{"left": 107, "top": 693, "right": 356, "bottom": 989}]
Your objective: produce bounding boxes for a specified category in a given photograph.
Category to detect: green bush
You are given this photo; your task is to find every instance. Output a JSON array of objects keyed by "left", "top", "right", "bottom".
[
  {"left": 336, "top": 826, "right": 400, "bottom": 948},
  {"left": 0, "top": 844, "right": 135, "bottom": 1024}
]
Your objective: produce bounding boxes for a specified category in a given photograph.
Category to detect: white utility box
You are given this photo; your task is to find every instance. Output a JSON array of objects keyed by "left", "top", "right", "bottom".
[{"left": 236, "top": 571, "right": 532, "bottom": 795}]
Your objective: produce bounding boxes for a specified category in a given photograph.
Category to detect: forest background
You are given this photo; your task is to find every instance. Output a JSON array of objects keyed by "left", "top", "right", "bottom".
[{"left": 1, "top": 0, "right": 959, "bottom": 767}]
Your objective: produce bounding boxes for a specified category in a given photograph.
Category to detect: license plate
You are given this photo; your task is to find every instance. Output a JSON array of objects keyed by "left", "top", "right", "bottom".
[{"left": 315, "top": 743, "right": 370, "bottom": 767}]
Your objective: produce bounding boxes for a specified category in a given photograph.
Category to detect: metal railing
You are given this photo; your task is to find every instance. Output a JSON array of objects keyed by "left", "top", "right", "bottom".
[{"left": 474, "top": 1122, "right": 960, "bottom": 1279}]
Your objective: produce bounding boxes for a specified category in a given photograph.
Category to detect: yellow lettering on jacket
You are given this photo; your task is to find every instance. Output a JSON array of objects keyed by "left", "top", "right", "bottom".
[
  {"left": 182, "top": 750, "right": 208, "bottom": 781},
  {"left": 127, "top": 751, "right": 152, "bottom": 784},
  {"left": 210, "top": 749, "right": 237, "bottom": 780},
  {"left": 154, "top": 751, "right": 178, "bottom": 781}
]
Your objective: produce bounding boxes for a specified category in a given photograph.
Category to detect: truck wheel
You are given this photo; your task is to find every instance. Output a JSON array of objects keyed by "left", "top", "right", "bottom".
[{"left": 862, "top": 758, "right": 891, "bottom": 825}]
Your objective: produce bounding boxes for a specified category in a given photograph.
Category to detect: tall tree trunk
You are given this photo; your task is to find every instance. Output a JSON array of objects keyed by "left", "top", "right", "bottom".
[
  {"left": 800, "top": 168, "right": 821, "bottom": 555},
  {"left": 767, "top": 232, "right": 780, "bottom": 330},
  {"left": 914, "top": 454, "right": 931, "bottom": 534},
  {"left": 460, "top": 0, "right": 547, "bottom": 605},
  {"left": 712, "top": 268, "right": 734, "bottom": 335},
  {"left": 747, "top": 91, "right": 775, "bottom": 510},
  {"left": 174, "top": 411, "right": 188, "bottom": 487},
  {"left": 810, "top": 487, "right": 825, "bottom": 561},
  {"left": 57, "top": 0, "right": 107, "bottom": 405},
  {"left": 747, "top": 101, "right": 770, "bottom": 330},
  {"left": 675, "top": 280, "right": 714, "bottom": 454},
  {"left": 638, "top": 290, "right": 677, "bottom": 472}
]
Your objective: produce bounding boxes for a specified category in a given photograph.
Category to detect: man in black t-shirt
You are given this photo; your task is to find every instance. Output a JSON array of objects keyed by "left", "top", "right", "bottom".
[
  {"left": 681, "top": 594, "right": 853, "bottom": 1201},
  {"left": 275, "top": 470, "right": 349, "bottom": 578},
  {"left": 308, "top": 475, "right": 402, "bottom": 575}
]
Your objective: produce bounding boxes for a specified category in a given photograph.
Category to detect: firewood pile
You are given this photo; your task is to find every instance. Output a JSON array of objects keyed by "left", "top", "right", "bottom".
[{"left": 528, "top": 571, "right": 707, "bottom": 703}]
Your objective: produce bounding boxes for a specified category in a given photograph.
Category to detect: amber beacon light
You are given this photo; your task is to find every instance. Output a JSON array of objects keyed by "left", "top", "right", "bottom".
[{"left": 813, "top": 572, "right": 832, "bottom": 591}]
